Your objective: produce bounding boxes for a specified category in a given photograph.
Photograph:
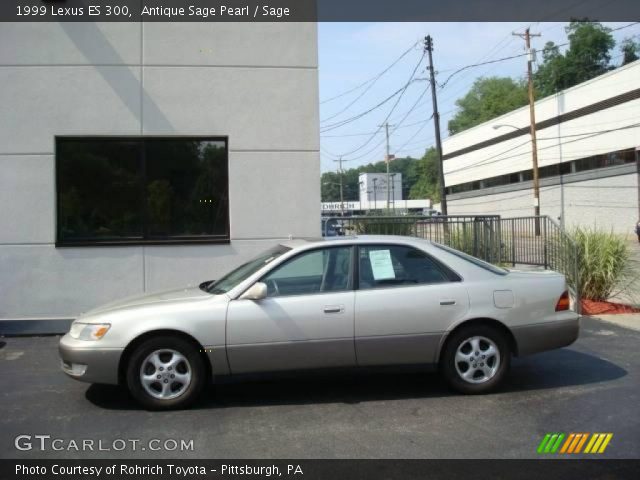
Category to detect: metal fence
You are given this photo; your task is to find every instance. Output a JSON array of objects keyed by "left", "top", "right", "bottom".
[
  {"left": 324, "top": 214, "right": 501, "bottom": 261},
  {"left": 323, "top": 214, "right": 580, "bottom": 311},
  {"left": 500, "top": 216, "right": 580, "bottom": 311}
]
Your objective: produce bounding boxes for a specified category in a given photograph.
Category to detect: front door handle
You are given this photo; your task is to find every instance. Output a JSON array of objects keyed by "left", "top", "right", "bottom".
[
  {"left": 323, "top": 305, "right": 344, "bottom": 314},
  {"left": 440, "top": 299, "right": 456, "bottom": 306}
]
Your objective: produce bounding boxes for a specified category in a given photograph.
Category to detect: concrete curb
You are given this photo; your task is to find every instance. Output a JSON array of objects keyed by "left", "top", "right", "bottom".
[{"left": 587, "top": 314, "right": 640, "bottom": 332}]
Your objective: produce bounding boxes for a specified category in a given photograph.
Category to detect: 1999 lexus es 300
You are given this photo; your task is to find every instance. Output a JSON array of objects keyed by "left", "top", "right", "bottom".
[{"left": 59, "top": 236, "right": 579, "bottom": 409}]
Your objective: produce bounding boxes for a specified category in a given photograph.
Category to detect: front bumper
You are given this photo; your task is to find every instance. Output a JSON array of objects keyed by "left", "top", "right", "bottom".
[
  {"left": 511, "top": 316, "right": 580, "bottom": 356},
  {"left": 59, "top": 334, "right": 123, "bottom": 385}
]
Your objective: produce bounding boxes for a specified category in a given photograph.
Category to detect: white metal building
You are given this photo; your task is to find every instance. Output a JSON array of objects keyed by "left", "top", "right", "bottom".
[
  {"left": 359, "top": 172, "right": 404, "bottom": 205},
  {"left": 321, "top": 173, "right": 432, "bottom": 214},
  {"left": 0, "top": 23, "right": 319, "bottom": 328},
  {"left": 442, "top": 60, "right": 640, "bottom": 233}
]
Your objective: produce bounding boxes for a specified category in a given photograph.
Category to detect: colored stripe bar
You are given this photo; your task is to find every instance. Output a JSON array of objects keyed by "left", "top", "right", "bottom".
[
  {"left": 584, "top": 434, "right": 599, "bottom": 453},
  {"left": 567, "top": 434, "right": 583, "bottom": 453},
  {"left": 550, "top": 433, "right": 565, "bottom": 453},
  {"left": 598, "top": 434, "right": 613, "bottom": 453},
  {"left": 545, "top": 434, "right": 559, "bottom": 453},
  {"left": 560, "top": 433, "right": 575, "bottom": 454},
  {"left": 590, "top": 434, "right": 607, "bottom": 454},
  {"left": 537, "top": 434, "right": 552, "bottom": 454},
  {"left": 574, "top": 433, "right": 589, "bottom": 453}
]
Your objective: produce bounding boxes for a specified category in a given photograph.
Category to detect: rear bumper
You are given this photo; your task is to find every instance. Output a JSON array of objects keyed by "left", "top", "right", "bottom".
[
  {"left": 59, "top": 334, "right": 123, "bottom": 385},
  {"left": 512, "top": 316, "right": 580, "bottom": 356}
]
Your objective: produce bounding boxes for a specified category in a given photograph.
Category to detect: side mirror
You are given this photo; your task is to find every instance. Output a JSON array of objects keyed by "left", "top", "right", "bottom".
[{"left": 240, "top": 282, "right": 267, "bottom": 300}]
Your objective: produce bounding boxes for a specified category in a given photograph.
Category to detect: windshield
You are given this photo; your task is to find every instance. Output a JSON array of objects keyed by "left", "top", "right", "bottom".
[
  {"left": 203, "top": 245, "right": 291, "bottom": 294},
  {"left": 432, "top": 243, "right": 508, "bottom": 275}
]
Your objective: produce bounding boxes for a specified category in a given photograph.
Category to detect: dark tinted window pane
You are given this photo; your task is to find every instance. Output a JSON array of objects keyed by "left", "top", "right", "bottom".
[
  {"left": 359, "top": 245, "right": 449, "bottom": 289},
  {"left": 559, "top": 162, "right": 571, "bottom": 175},
  {"left": 56, "top": 137, "right": 229, "bottom": 245},
  {"left": 57, "top": 139, "right": 143, "bottom": 241},
  {"left": 145, "top": 139, "right": 228, "bottom": 238}
]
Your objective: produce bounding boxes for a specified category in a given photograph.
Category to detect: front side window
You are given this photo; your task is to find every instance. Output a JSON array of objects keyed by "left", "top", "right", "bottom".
[
  {"left": 358, "top": 245, "right": 453, "bottom": 289},
  {"left": 205, "top": 245, "right": 291, "bottom": 295},
  {"left": 56, "top": 137, "right": 228, "bottom": 245},
  {"left": 262, "top": 247, "right": 353, "bottom": 297}
]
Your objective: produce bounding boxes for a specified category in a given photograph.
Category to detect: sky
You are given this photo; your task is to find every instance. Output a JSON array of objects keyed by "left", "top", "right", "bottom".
[{"left": 317, "top": 21, "right": 640, "bottom": 173}]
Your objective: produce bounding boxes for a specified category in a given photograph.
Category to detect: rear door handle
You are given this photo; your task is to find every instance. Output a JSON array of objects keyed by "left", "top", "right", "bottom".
[
  {"left": 440, "top": 299, "right": 456, "bottom": 306},
  {"left": 323, "top": 305, "right": 344, "bottom": 314}
]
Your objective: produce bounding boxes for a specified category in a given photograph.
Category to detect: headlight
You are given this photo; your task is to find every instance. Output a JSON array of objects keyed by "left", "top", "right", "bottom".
[{"left": 69, "top": 322, "right": 111, "bottom": 341}]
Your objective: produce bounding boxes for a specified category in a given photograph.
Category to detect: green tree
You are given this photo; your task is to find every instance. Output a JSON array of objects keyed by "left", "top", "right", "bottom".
[
  {"left": 620, "top": 37, "right": 639, "bottom": 65},
  {"left": 447, "top": 77, "right": 528, "bottom": 135},
  {"left": 408, "top": 148, "right": 440, "bottom": 202},
  {"left": 534, "top": 21, "right": 615, "bottom": 97}
]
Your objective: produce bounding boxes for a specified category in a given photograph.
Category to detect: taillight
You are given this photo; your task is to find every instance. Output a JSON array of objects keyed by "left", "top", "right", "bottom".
[{"left": 555, "top": 290, "right": 570, "bottom": 311}]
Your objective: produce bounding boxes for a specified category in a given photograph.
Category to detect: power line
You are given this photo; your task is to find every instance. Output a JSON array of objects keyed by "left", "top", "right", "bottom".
[
  {"left": 319, "top": 40, "right": 419, "bottom": 105},
  {"left": 393, "top": 116, "right": 433, "bottom": 155},
  {"left": 438, "top": 52, "right": 530, "bottom": 90},
  {"left": 320, "top": 82, "right": 416, "bottom": 133},
  {"left": 437, "top": 22, "right": 639, "bottom": 92},
  {"left": 320, "top": 119, "right": 433, "bottom": 138},
  {"left": 332, "top": 56, "right": 426, "bottom": 157}
]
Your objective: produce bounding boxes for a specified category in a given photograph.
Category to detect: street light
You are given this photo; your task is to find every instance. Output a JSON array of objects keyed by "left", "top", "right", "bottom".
[
  {"left": 492, "top": 124, "right": 525, "bottom": 131},
  {"left": 493, "top": 123, "right": 541, "bottom": 235}
]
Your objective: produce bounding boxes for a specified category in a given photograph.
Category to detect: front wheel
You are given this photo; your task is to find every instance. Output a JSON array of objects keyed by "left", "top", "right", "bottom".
[
  {"left": 126, "top": 336, "right": 206, "bottom": 410},
  {"left": 440, "top": 325, "right": 510, "bottom": 394}
]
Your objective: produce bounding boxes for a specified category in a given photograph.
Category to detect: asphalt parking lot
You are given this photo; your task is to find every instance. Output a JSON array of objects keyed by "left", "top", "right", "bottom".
[{"left": 1, "top": 316, "right": 638, "bottom": 459}]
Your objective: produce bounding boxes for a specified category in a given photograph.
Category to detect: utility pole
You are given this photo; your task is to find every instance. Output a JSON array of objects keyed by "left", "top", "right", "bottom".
[
  {"left": 425, "top": 35, "right": 447, "bottom": 215},
  {"left": 380, "top": 122, "right": 394, "bottom": 210},
  {"left": 514, "top": 27, "right": 542, "bottom": 234}
]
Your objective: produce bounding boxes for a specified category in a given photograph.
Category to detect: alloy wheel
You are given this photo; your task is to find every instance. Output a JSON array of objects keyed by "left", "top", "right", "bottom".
[
  {"left": 139, "top": 349, "right": 192, "bottom": 400},
  {"left": 454, "top": 336, "right": 501, "bottom": 384}
]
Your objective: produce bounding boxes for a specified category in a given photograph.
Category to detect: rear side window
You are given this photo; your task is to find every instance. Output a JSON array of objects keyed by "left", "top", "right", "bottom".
[
  {"left": 432, "top": 242, "right": 507, "bottom": 275},
  {"left": 358, "top": 245, "right": 457, "bottom": 289}
]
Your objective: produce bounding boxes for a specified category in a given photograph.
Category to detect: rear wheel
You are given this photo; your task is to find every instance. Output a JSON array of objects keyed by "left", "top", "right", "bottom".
[
  {"left": 126, "top": 336, "right": 205, "bottom": 410},
  {"left": 440, "top": 325, "right": 510, "bottom": 394}
]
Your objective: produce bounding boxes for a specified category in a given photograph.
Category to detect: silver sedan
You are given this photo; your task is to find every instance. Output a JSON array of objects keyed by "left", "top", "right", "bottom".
[{"left": 59, "top": 236, "right": 580, "bottom": 409}]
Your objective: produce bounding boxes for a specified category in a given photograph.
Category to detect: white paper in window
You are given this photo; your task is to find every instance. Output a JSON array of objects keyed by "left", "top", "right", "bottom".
[{"left": 368, "top": 250, "right": 396, "bottom": 280}]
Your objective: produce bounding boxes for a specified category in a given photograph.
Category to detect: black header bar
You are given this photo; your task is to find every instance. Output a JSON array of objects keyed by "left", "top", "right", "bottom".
[
  {"left": 3, "top": 459, "right": 640, "bottom": 480},
  {"left": 0, "top": 0, "right": 639, "bottom": 22}
]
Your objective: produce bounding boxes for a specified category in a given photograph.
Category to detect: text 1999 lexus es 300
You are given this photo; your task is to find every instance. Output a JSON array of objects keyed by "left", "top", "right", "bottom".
[{"left": 59, "top": 235, "right": 579, "bottom": 409}]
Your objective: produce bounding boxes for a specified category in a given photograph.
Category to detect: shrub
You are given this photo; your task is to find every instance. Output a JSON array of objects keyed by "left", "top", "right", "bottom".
[
  {"left": 447, "top": 222, "right": 504, "bottom": 264},
  {"left": 573, "top": 227, "right": 636, "bottom": 301},
  {"left": 350, "top": 211, "right": 415, "bottom": 236}
]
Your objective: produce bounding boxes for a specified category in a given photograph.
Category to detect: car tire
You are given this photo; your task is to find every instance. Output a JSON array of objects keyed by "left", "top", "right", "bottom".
[
  {"left": 126, "top": 336, "right": 206, "bottom": 410},
  {"left": 440, "top": 325, "right": 510, "bottom": 394}
]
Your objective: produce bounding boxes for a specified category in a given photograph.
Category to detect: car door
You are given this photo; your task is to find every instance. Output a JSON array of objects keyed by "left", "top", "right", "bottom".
[
  {"left": 226, "top": 245, "right": 356, "bottom": 374},
  {"left": 355, "top": 244, "right": 469, "bottom": 366}
]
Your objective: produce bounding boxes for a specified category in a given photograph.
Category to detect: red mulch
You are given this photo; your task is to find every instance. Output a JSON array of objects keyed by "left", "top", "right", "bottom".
[{"left": 581, "top": 299, "right": 640, "bottom": 315}]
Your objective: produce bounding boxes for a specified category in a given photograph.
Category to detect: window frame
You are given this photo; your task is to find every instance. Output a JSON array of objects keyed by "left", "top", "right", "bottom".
[
  {"left": 355, "top": 244, "right": 461, "bottom": 291},
  {"left": 258, "top": 245, "right": 356, "bottom": 298},
  {"left": 55, "top": 135, "right": 230, "bottom": 247}
]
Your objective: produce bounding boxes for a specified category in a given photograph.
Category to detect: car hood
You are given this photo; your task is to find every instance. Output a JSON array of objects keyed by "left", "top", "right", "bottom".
[{"left": 79, "top": 286, "right": 219, "bottom": 318}]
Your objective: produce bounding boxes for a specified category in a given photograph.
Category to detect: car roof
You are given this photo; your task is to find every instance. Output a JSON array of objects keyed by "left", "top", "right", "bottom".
[{"left": 280, "top": 235, "right": 432, "bottom": 250}]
